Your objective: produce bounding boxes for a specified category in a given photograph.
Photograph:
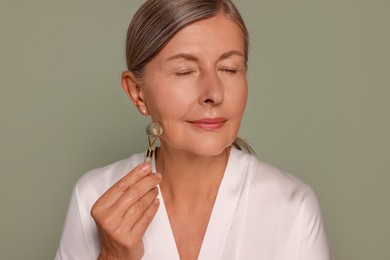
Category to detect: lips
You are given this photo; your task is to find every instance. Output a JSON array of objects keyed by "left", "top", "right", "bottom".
[{"left": 187, "top": 117, "right": 227, "bottom": 130}]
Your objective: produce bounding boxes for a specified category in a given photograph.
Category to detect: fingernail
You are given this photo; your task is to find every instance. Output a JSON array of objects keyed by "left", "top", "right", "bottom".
[
  {"left": 141, "top": 163, "right": 151, "bottom": 172},
  {"left": 155, "top": 172, "right": 162, "bottom": 180},
  {"left": 154, "top": 198, "right": 160, "bottom": 205}
]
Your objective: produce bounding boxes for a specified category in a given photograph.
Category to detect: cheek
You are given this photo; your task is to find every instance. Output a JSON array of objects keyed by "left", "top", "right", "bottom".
[
  {"left": 229, "top": 79, "right": 248, "bottom": 116},
  {"left": 145, "top": 86, "right": 195, "bottom": 123}
]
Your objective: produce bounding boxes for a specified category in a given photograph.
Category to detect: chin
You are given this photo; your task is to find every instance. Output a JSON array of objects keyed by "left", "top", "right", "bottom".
[
  {"left": 160, "top": 128, "right": 237, "bottom": 157},
  {"left": 187, "top": 139, "right": 233, "bottom": 157}
]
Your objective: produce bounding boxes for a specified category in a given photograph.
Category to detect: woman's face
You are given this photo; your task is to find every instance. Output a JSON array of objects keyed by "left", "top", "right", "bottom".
[{"left": 140, "top": 13, "right": 247, "bottom": 156}]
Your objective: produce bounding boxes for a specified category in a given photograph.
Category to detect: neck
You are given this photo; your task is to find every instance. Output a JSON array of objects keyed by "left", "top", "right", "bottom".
[{"left": 156, "top": 145, "right": 231, "bottom": 204}]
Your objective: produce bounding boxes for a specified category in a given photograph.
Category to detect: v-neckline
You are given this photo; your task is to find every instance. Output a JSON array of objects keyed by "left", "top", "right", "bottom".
[{"left": 143, "top": 148, "right": 248, "bottom": 260}]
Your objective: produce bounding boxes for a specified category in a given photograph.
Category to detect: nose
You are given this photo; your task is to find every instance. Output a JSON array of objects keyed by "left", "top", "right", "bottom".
[{"left": 198, "top": 70, "right": 224, "bottom": 105}]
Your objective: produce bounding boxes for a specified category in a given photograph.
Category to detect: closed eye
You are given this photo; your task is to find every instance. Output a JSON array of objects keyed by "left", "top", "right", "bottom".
[
  {"left": 219, "top": 68, "right": 237, "bottom": 74},
  {"left": 175, "top": 70, "right": 195, "bottom": 77}
]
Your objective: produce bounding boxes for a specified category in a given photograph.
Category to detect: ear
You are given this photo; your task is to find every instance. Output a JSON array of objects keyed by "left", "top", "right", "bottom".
[{"left": 121, "top": 71, "right": 149, "bottom": 116}]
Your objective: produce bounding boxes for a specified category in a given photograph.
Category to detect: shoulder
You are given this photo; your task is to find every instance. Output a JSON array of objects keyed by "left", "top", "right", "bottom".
[
  {"left": 233, "top": 148, "right": 319, "bottom": 208},
  {"left": 228, "top": 149, "right": 332, "bottom": 258}
]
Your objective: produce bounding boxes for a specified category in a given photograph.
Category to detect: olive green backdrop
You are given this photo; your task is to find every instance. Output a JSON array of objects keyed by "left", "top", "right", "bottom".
[{"left": 0, "top": 0, "right": 389, "bottom": 259}]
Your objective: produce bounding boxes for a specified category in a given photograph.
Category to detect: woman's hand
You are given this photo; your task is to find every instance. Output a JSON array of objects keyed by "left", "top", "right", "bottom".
[{"left": 91, "top": 163, "right": 161, "bottom": 260}]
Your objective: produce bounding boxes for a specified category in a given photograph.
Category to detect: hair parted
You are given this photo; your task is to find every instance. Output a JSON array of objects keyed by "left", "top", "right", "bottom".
[{"left": 125, "top": 0, "right": 253, "bottom": 153}]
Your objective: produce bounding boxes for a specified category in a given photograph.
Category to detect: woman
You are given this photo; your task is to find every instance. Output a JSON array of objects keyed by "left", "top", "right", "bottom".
[{"left": 56, "top": 0, "right": 332, "bottom": 259}]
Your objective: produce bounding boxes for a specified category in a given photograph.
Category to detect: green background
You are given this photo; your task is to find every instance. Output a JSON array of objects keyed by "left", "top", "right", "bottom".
[{"left": 1, "top": 0, "right": 389, "bottom": 259}]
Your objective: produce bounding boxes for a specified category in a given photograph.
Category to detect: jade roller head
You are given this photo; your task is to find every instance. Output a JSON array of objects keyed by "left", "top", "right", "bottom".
[
  {"left": 146, "top": 123, "right": 163, "bottom": 137},
  {"left": 144, "top": 123, "right": 163, "bottom": 163}
]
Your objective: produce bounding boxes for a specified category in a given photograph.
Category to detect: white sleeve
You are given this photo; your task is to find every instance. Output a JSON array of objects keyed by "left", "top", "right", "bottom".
[
  {"left": 299, "top": 187, "right": 333, "bottom": 260},
  {"left": 55, "top": 186, "right": 96, "bottom": 260}
]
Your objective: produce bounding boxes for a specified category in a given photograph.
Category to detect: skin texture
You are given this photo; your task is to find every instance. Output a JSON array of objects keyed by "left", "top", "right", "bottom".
[{"left": 94, "top": 13, "right": 248, "bottom": 260}]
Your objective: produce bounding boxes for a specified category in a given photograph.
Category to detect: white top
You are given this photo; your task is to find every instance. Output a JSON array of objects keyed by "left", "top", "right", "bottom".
[{"left": 55, "top": 148, "right": 332, "bottom": 260}]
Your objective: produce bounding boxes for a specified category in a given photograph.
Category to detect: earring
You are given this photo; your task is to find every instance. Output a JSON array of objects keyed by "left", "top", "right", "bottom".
[{"left": 144, "top": 123, "right": 163, "bottom": 163}]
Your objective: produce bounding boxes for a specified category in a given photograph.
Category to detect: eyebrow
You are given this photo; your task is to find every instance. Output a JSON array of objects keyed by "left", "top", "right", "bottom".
[
  {"left": 219, "top": 50, "right": 245, "bottom": 61},
  {"left": 165, "top": 50, "right": 244, "bottom": 63},
  {"left": 165, "top": 53, "right": 199, "bottom": 62}
]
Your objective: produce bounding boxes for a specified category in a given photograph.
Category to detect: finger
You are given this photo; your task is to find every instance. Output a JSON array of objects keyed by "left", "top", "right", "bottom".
[
  {"left": 129, "top": 198, "right": 160, "bottom": 238},
  {"left": 113, "top": 172, "right": 161, "bottom": 215},
  {"left": 95, "top": 163, "right": 152, "bottom": 207},
  {"left": 121, "top": 187, "right": 159, "bottom": 229}
]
